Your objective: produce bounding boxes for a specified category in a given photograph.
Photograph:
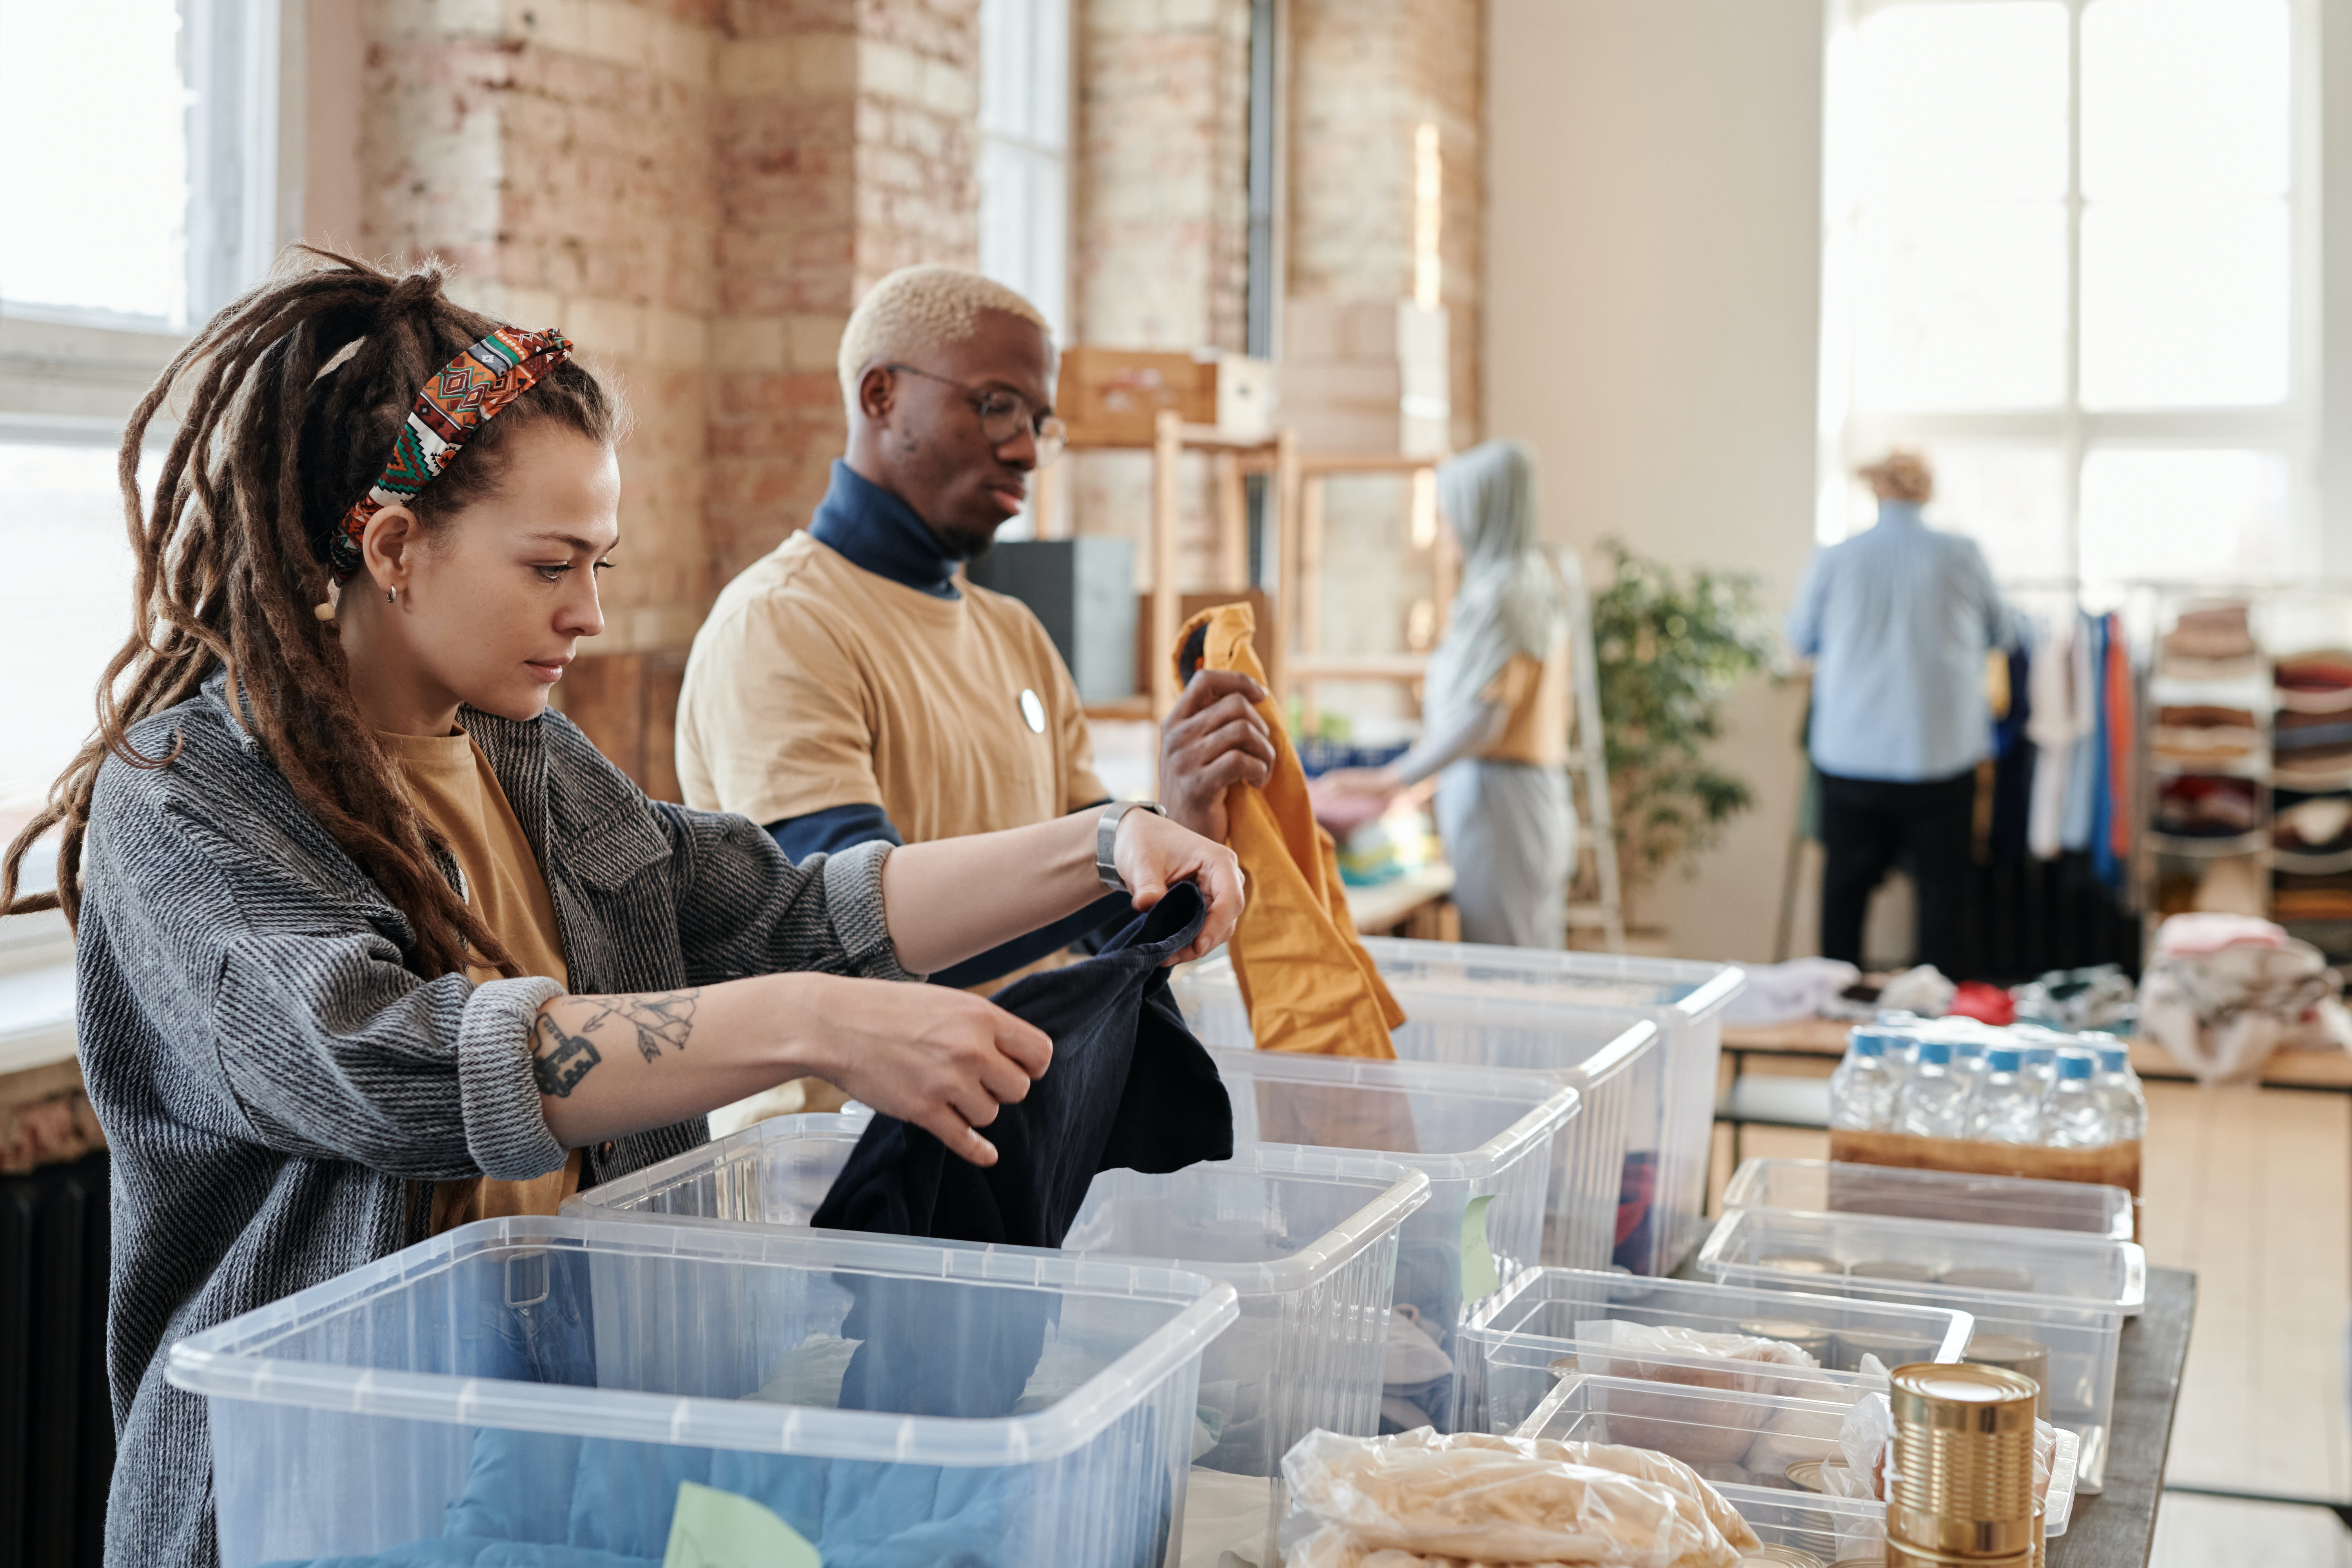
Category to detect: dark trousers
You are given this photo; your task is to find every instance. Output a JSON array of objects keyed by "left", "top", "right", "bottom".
[{"left": 1817, "top": 768, "right": 1976, "bottom": 976}]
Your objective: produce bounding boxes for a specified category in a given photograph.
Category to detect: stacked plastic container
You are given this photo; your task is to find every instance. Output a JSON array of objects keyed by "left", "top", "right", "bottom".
[
  {"left": 1697, "top": 1205, "right": 2146, "bottom": 1492},
  {"left": 1175, "top": 939, "right": 1743, "bottom": 1275},
  {"left": 1721, "top": 1157, "right": 2137, "bottom": 1240},
  {"left": 1456, "top": 1267, "right": 1975, "bottom": 1438},
  {"left": 170, "top": 1217, "right": 1237, "bottom": 1568},
  {"left": 569, "top": 1112, "right": 1432, "bottom": 1568}
]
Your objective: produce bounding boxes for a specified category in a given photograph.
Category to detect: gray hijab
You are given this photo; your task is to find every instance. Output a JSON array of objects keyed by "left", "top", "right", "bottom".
[{"left": 1426, "top": 439, "right": 1569, "bottom": 725}]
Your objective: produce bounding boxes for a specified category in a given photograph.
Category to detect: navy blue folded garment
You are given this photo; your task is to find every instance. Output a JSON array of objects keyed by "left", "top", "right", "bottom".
[{"left": 812, "top": 881, "right": 1234, "bottom": 1254}]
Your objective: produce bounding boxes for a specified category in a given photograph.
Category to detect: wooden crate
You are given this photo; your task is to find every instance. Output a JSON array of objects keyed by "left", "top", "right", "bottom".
[
  {"left": 1827, "top": 1130, "right": 2144, "bottom": 1234},
  {"left": 1059, "top": 347, "right": 1274, "bottom": 446}
]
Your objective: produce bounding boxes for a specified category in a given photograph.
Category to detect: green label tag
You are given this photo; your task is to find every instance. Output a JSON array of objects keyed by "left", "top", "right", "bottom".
[
  {"left": 1460, "top": 1193, "right": 1499, "bottom": 1300},
  {"left": 663, "top": 1480, "right": 822, "bottom": 1568}
]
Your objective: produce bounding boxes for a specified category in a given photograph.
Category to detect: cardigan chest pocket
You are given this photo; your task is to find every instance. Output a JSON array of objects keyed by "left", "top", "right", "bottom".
[{"left": 569, "top": 806, "right": 673, "bottom": 892}]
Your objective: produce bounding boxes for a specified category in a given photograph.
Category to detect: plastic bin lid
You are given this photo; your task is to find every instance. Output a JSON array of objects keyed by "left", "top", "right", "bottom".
[
  {"left": 1720, "top": 1157, "right": 2136, "bottom": 1241},
  {"left": 1696, "top": 1208, "right": 2148, "bottom": 1315},
  {"left": 1179, "top": 943, "right": 1747, "bottom": 1022},
  {"left": 167, "top": 1216, "right": 1239, "bottom": 1468}
]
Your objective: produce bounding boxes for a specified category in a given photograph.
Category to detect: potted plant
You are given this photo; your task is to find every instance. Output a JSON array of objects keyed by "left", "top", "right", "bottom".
[{"left": 1588, "top": 540, "right": 1776, "bottom": 929}]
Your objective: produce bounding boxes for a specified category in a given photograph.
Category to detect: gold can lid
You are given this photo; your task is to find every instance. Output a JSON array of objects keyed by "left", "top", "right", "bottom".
[
  {"left": 1740, "top": 1548, "right": 1827, "bottom": 1568},
  {"left": 1889, "top": 1361, "right": 2041, "bottom": 1432},
  {"left": 1783, "top": 1457, "right": 1832, "bottom": 1492},
  {"left": 1740, "top": 1317, "right": 1833, "bottom": 1344}
]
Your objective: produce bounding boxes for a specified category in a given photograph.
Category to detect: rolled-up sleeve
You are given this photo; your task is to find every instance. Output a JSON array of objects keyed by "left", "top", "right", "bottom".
[{"left": 655, "top": 801, "right": 920, "bottom": 985}]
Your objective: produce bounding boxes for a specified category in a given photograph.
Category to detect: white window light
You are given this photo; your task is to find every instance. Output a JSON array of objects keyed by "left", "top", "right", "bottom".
[{"left": 1818, "top": 0, "right": 2313, "bottom": 597}]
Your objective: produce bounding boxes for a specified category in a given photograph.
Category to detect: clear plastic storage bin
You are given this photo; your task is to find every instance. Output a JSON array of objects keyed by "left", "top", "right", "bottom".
[
  {"left": 1722, "top": 1157, "right": 2136, "bottom": 1240},
  {"left": 1698, "top": 1207, "right": 2147, "bottom": 1492},
  {"left": 1174, "top": 940, "right": 1743, "bottom": 1275},
  {"left": 1515, "top": 1372, "right": 2079, "bottom": 1550},
  {"left": 1458, "top": 1267, "right": 1975, "bottom": 1438},
  {"left": 169, "top": 1217, "right": 1238, "bottom": 1568},
  {"left": 569, "top": 1115, "right": 1432, "bottom": 1568},
  {"left": 1204, "top": 1047, "right": 1578, "bottom": 1432}
]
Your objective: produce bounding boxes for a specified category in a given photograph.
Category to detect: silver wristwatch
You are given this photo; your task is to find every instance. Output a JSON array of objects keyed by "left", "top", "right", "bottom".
[{"left": 1096, "top": 800, "right": 1167, "bottom": 891}]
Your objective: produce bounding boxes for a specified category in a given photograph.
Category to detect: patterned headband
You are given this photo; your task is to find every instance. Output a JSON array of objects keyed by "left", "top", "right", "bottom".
[{"left": 328, "top": 325, "right": 575, "bottom": 579}]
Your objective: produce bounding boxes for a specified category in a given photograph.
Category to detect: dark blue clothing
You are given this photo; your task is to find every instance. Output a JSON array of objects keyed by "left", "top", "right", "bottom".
[
  {"left": 808, "top": 459, "right": 962, "bottom": 599},
  {"left": 765, "top": 810, "right": 1128, "bottom": 988}
]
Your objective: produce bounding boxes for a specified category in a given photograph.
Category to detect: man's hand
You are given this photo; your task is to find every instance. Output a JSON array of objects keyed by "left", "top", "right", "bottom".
[
  {"left": 800, "top": 976, "right": 1054, "bottom": 1168},
  {"left": 1158, "top": 670, "right": 1278, "bottom": 841},
  {"left": 1113, "top": 808, "right": 1247, "bottom": 963}
]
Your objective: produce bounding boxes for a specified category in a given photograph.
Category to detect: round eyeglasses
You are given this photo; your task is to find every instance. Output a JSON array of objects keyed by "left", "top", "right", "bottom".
[{"left": 884, "top": 363, "right": 1066, "bottom": 468}]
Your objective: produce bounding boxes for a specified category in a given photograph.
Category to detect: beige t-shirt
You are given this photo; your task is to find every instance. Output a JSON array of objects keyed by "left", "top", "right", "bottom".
[
  {"left": 676, "top": 530, "right": 1108, "bottom": 840},
  {"left": 379, "top": 730, "right": 581, "bottom": 1233}
]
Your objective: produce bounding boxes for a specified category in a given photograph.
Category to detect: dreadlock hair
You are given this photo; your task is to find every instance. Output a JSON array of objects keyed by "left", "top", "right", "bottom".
[{"left": 0, "top": 249, "right": 623, "bottom": 981}]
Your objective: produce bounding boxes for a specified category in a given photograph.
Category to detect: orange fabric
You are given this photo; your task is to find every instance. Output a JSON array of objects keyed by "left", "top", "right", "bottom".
[{"left": 1174, "top": 603, "right": 1403, "bottom": 1057}]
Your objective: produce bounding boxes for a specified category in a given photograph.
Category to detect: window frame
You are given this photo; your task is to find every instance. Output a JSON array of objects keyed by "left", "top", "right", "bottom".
[
  {"left": 1817, "top": 0, "right": 2322, "bottom": 593},
  {"left": 976, "top": 0, "right": 1074, "bottom": 341}
]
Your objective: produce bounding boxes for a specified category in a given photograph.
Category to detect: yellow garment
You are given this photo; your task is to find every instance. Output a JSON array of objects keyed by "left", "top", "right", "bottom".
[
  {"left": 1479, "top": 645, "right": 1571, "bottom": 767},
  {"left": 379, "top": 730, "right": 581, "bottom": 1233},
  {"left": 1174, "top": 603, "right": 1403, "bottom": 1058},
  {"left": 675, "top": 530, "right": 1107, "bottom": 839}
]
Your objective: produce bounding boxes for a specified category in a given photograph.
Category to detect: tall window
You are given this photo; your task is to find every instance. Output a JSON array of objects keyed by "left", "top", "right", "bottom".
[
  {"left": 977, "top": 0, "right": 1071, "bottom": 339},
  {"left": 0, "top": 0, "right": 280, "bottom": 830},
  {"left": 1818, "top": 0, "right": 2310, "bottom": 592}
]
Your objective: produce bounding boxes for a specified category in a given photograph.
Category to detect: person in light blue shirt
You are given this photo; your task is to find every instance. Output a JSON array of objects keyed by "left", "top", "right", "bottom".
[{"left": 1786, "top": 451, "right": 2014, "bottom": 973}]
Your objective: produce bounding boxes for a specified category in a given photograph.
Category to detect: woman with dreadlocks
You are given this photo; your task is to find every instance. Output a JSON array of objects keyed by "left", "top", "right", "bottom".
[{"left": 0, "top": 252, "right": 1243, "bottom": 1566}]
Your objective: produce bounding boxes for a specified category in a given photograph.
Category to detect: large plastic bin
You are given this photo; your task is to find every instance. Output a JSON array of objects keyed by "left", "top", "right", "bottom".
[
  {"left": 1204, "top": 1047, "right": 1578, "bottom": 1432},
  {"left": 1457, "top": 1267, "right": 1975, "bottom": 1437},
  {"left": 1174, "top": 940, "right": 1743, "bottom": 1275},
  {"left": 1698, "top": 1207, "right": 2147, "bottom": 1493},
  {"left": 1515, "top": 1372, "right": 2080, "bottom": 1549},
  {"left": 568, "top": 1116, "right": 1432, "bottom": 1568},
  {"left": 169, "top": 1217, "right": 1237, "bottom": 1568},
  {"left": 1722, "top": 1156, "right": 2136, "bottom": 1240}
]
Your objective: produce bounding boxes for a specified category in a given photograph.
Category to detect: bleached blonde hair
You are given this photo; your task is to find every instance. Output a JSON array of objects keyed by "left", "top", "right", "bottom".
[{"left": 836, "top": 265, "right": 1054, "bottom": 411}]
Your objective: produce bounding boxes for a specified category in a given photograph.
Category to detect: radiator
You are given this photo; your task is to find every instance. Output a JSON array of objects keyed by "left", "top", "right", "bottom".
[{"left": 0, "top": 1151, "right": 111, "bottom": 1568}]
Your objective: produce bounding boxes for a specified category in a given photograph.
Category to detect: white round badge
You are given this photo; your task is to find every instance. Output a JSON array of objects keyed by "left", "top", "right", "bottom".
[{"left": 1019, "top": 688, "right": 1046, "bottom": 734}]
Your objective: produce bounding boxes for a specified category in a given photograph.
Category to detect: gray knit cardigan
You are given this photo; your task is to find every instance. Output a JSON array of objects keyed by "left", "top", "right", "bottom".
[{"left": 75, "top": 670, "right": 910, "bottom": 1568}]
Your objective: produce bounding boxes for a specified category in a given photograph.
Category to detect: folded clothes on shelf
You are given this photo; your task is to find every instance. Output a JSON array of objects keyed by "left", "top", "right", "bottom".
[
  {"left": 2276, "top": 747, "right": 2352, "bottom": 789},
  {"left": 2154, "top": 774, "right": 2260, "bottom": 837},
  {"left": 2276, "top": 650, "right": 2352, "bottom": 712},
  {"left": 2271, "top": 875, "right": 2352, "bottom": 923},
  {"left": 2275, "top": 710, "right": 2352, "bottom": 752},
  {"left": 2277, "top": 794, "right": 2352, "bottom": 853},
  {"left": 2161, "top": 601, "right": 2258, "bottom": 662}
]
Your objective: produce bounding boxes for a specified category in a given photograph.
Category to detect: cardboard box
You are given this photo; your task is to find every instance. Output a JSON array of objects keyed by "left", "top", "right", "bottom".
[{"left": 1059, "top": 347, "right": 1275, "bottom": 447}]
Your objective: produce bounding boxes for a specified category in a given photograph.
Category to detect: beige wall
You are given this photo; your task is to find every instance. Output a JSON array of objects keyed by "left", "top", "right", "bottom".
[{"left": 1485, "top": 0, "right": 1824, "bottom": 963}]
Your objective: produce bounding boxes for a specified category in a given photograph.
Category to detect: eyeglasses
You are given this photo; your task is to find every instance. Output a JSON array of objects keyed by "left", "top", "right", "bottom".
[{"left": 884, "top": 363, "right": 1066, "bottom": 468}]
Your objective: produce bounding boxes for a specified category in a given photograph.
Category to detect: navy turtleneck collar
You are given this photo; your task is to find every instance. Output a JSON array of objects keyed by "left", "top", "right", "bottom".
[{"left": 808, "top": 459, "right": 962, "bottom": 600}]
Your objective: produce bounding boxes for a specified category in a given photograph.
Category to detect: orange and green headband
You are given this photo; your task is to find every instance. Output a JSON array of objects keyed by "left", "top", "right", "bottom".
[{"left": 327, "top": 325, "right": 574, "bottom": 579}]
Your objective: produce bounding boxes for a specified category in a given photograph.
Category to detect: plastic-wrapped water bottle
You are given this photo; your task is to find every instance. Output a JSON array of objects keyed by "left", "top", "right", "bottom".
[
  {"left": 2021, "top": 1042, "right": 2060, "bottom": 1094},
  {"left": 1949, "top": 1035, "right": 1989, "bottom": 1093},
  {"left": 1871, "top": 1018, "right": 1922, "bottom": 1073},
  {"left": 1965, "top": 1045, "right": 2042, "bottom": 1145},
  {"left": 2042, "top": 1050, "right": 2112, "bottom": 1149},
  {"left": 2085, "top": 1038, "right": 2147, "bottom": 1143},
  {"left": 1829, "top": 1031, "right": 1900, "bottom": 1132},
  {"left": 1894, "top": 1039, "right": 1969, "bottom": 1139}
]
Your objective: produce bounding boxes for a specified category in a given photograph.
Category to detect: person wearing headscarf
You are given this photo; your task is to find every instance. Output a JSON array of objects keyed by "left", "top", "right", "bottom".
[{"left": 1314, "top": 440, "right": 1575, "bottom": 947}]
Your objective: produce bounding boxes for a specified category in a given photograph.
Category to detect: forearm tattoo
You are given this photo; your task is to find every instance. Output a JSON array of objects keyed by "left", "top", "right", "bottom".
[
  {"left": 530, "top": 989, "right": 702, "bottom": 1097},
  {"left": 531, "top": 1013, "right": 601, "bottom": 1098}
]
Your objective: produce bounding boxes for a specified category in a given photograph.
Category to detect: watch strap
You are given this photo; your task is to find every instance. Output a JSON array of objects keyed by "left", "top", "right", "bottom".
[{"left": 1096, "top": 800, "right": 1166, "bottom": 891}]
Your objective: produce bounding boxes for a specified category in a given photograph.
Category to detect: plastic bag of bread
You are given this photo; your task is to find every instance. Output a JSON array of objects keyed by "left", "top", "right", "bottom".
[{"left": 1279, "top": 1427, "right": 1761, "bottom": 1567}]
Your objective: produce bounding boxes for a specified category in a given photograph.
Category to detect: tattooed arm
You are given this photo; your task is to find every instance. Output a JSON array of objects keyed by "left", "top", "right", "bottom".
[{"left": 530, "top": 974, "right": 1053, "bottom": 1166}]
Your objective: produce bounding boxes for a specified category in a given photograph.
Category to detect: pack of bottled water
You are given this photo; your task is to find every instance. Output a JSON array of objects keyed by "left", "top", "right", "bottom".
[{"left": 1828, "top": 1013, "right": 2147, "bottom": 1149}]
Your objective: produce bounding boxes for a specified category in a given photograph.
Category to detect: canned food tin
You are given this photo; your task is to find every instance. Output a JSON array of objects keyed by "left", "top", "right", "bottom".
[
  {"left": 1783, "top": 1457, "right": 1831, "bottom": 1493},
  {"left": 1740, "top": 1317, "right": 1837, "bottom": 1360},
  {"left": 1963, "top": 1332, "right": 2052, "bottom": 1420},
  {"left": 1885, "top": 1544, "right": 2030, "bottom": 1568},
  {"left": 1836, "top": 1328, "right": 1947, "bottom": 1373},
  {"left": 1888, "top": 1363, "right": 2040, "bottom": 1556}
]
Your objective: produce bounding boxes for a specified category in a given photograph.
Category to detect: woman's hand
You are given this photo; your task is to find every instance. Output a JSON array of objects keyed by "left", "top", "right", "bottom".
[
  {"left": 1113, "top": 808, "right": 1245, "bottom": 963},
  {"left": 1310, "top": 766, "right": 1403, "bottom": 836},
  {"left": 797, "top": 974, "right": 1053, "bottom": 1167}
]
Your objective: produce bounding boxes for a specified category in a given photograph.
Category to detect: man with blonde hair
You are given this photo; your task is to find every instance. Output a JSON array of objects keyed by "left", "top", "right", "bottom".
[
  {"left": 1788, "top": 449, "right": 2014, "bottom": 974},
  {"left": 678, "top": 265, "right": 1273, "bottom": 1023}
]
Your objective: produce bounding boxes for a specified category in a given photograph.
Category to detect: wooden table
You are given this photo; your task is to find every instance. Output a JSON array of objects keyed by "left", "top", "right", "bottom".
[
  {"left": 2050, "top": 1265, "right": 2196, "bottom": 1566},
  {"left": 1723, "top": 1015, "right": 2352, "bottom": 1094}
]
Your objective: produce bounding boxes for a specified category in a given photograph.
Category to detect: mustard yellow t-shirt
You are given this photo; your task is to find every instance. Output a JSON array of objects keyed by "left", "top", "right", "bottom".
[
  {"left": 675, "top": 530, "right": 1108, "bottom": 842},
  {"left": 378, "top": 730, "right": 580, "bottom": 1233}
]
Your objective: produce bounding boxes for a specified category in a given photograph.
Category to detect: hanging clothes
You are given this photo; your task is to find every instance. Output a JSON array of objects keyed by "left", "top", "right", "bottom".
[
  {"left": 2105, "top": 613, "right": 2135, "bottom": 878},
  {"left": 1988, "top": 637, "right": 2035, "bottom": 862},
  {"left": 1173, "top": 601, "right": 1406, "bottom": 1058},
  {"left": 2025, "top": 612, "right": 2081, "bottom": 860}
]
